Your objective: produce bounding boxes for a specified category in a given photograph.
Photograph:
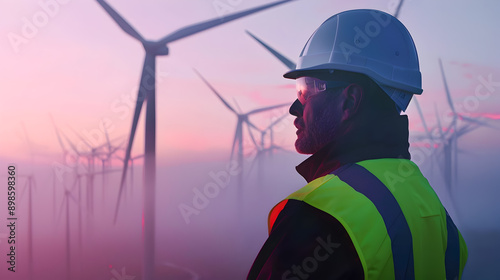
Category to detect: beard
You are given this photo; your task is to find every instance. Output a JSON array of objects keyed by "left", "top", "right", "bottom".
[{"left": 295, "top": 108, "right": 340, "bottom": 154}]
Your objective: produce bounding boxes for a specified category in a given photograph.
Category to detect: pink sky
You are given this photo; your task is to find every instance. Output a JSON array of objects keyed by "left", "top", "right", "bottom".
[
  {"left": 1, "top": 0, "right": 499, "bottom": 163},
  {"left": 1, "top": 2, "right": 499, "bottom": 279}
]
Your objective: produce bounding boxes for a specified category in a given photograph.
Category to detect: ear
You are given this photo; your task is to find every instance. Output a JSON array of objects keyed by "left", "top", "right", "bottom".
[{"left": 340, "top": 84, "right": 363, "bottom": 122}]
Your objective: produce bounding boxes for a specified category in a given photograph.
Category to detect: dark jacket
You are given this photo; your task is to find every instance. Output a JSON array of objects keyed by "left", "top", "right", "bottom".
[{"left": 247, "top": 114, "right": 466, "bottom": 279}]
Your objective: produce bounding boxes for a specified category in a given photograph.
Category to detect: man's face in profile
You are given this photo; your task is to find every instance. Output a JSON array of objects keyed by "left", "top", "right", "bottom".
[{"left": 289, "top": 80, "right": 344, "bottom": 154}]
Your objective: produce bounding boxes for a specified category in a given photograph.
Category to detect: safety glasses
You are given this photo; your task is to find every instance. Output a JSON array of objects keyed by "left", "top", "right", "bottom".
[{"left": 296, "top": 76, "right": 350, "bottom": 104}]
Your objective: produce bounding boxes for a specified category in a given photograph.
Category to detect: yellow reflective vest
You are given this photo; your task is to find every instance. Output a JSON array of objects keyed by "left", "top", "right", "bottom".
[{"left": 267, "top": 159, "right": 468, "bottom": 279}]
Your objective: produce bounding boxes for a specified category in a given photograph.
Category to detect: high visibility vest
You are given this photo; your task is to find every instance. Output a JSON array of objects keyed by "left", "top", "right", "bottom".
[{"left": 268, "top": 159, "right": 468, "bottom": 280}]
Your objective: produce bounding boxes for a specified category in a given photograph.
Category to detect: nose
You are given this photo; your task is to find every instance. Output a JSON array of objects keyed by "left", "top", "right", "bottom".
[{"left": 289, "top": 99, "right": 303, "bottom": 117}]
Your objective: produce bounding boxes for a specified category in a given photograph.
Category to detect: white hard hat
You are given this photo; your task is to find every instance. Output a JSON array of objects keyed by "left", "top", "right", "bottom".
[{"left": 284, "top": 9, "right": 422, "bottom": 111}]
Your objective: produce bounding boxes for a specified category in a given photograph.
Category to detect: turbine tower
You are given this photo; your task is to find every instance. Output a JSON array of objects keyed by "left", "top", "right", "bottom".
[
  {"left": 57, "top": 186, "right": 78, "bottom": 280},
  {"left": 95, "top": 1, "right": 296, "bottom": 279},
  {"left": 19, "top": 175, "right": 36, "bottom": 280}
]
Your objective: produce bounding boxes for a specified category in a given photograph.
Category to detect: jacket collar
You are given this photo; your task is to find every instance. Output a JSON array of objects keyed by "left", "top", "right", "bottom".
[{"left": 296, "top": 114, "right": 411, "bottom": 183}]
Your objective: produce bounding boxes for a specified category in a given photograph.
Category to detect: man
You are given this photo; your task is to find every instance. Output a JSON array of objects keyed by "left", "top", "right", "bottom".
[{"left": 247, "top": 9, "right": 468, "bottom": 280}]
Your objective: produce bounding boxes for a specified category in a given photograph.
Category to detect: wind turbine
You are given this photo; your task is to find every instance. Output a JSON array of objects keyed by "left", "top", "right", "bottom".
[
  {"left": 194, "top": 69, "right": 289, "bottom": 164},
  {"left": 96, "top": 1, "right": 296, "bottom": 279},
  {"left": 437, "top": 58, "right": 494, "bottom": 195},
  {"left": 261, "top": 112, "right": 290, "bottom": 153},
  {"left": 60, "top": 132, "right": 97, "bottom": 245},
  {"left": 50, "top": 115, "right": 75, "bottom": 219},
  {"left": 70, "top": 129, "right": 116, "bottom": 217},
  {"left": 245, "top": 112, "right": 291, "bottom": 180}
]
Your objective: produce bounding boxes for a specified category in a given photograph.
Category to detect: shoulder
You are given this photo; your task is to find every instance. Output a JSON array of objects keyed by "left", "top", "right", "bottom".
[{"left": 253, "top": 198, "right": 364, "bottom": 280}]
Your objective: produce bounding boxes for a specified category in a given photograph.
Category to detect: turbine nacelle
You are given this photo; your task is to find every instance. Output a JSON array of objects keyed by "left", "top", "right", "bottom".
[{"left": 142, "top": 41, "right": 169, "bottom": 56}]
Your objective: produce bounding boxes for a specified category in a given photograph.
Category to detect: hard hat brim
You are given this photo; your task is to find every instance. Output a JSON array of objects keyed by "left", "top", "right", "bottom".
[{"left": 283, "top": 65, "right": 333, "bottom": 80}]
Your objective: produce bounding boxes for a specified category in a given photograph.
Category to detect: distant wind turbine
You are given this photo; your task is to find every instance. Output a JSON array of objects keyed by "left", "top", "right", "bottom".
[
  {"left": 259, "top": 112, "right": 290, "bottom": 154},
  {"left": 95, "top": 1, "right": 296, "bottom": 279},
  {"left": 437, "top": 58, "right": 493, "bottom": 194},
  {"left": 246, "top": 112, "right": 291, "bottom": 180},
  {"left": 390, "top": 1, "right": 441, "bottom": 171},
  {"left": 194, "top": 69, "right": 289, "bottom": 163}
]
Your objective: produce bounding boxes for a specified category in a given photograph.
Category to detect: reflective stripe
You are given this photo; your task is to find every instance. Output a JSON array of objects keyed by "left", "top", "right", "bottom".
[
  {"left": 268, "top": 199, "right": 288, "bottom": 234},
  {"left": 445, "top": 210, "right": 460, "bottom": 280},
  {"left": 331, "top": 163, "right": 415, "bottom": 280}
]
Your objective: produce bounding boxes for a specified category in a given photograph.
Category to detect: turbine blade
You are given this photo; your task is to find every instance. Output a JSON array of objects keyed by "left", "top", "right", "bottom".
[
  {"left": 459, "top": 114, "right": 497, "bottom": 129},
  {"left": 90, "top": 168, "right": 122, "bottom": 176},
  {"left": 160, "top": 0, "right": 295, "bottom": 45},
  {"left": 245, "top": 30, "right": 296, "bottom": 70},
  {"left": 439, "top": 58, "right": 456, "bottom": 115},
  {"left": 247, "top": 102, "right": 289, "bottom": 115},
  {"left": 266, "top": 112, "right": 288, "bottom": 131},
  {"left": 413, "top": 97, "right": 433, "bottom": 141},
  {"left": 434, "top": 104, "right": 446, "bottom": 141},
  {"left": 193, "top": 68, "right": 237, "bottom": 114},
  {"left": 49, "top": 114, "right": 67, "bottom": 152},
  {"left": 31, "top": 176, "right": 36, "bottom": 190},
  {"left": 230, "top": 121, "right": 241, "bottom": 160},
  {"left": 456, "top": 123, "right": 479, "bottom": 138},
  {"left": 132, "top": 154, "right": 144, "bottom": 160},
  {"left": 20, "top": 178, "right": 29, "bottom": 201},
  {"left": 69, "top": 127, "right": 92, "bottom": 149},
  {"left": 246, "top": 119, "right": 259, "bottom": 131},
  {"left": 96, "top": 0, "right": 145, "bottom": 42},
  {"left": 393, "top": 0, "right": 405, "bottom": 18},
  {"left": 246, "top": 121, "right": 260, "bottom": 149},
  {"left": 21, "top": 122, "right": 34, "bottom": 158},
  {"left": 233, "top": 98, "right": 243, "bottom": 114},
  {"left": 62, "top": 132, "right": 81, "bottom": 157},
  {"left": 104, "top": 126, "right": 112, "bottom": 154},
  {"left": 67, "top": 190, "right": 78, "bottom": 204},
  {"left": 113, "top": 55, "right": 153, "bottom": 223}
]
